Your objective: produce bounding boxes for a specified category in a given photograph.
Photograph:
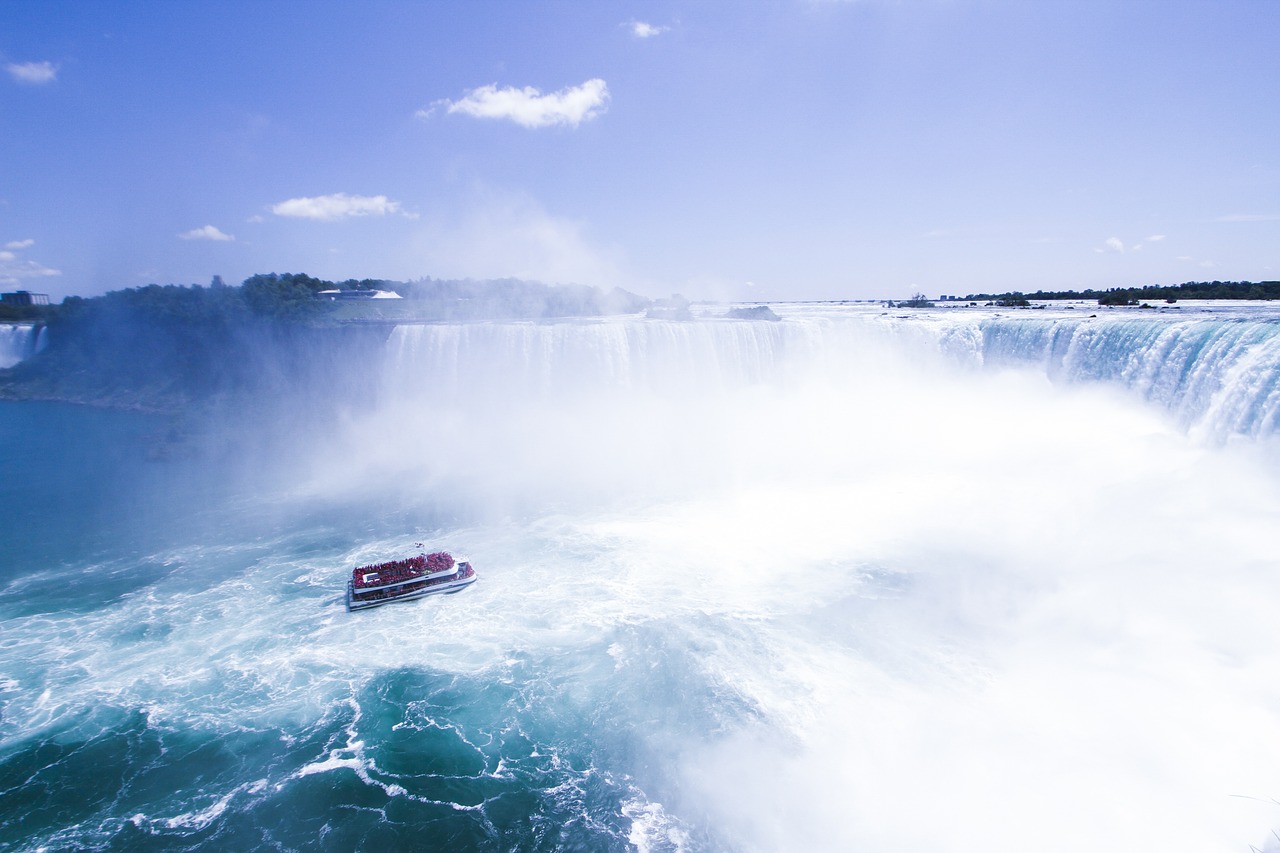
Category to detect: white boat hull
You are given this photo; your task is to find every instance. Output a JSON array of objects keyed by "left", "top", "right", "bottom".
[{"left": 346, "top": 572, "right": 477, "bottom": 611}]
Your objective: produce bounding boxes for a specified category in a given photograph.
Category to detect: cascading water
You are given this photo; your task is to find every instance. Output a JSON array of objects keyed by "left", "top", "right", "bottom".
[
  {"left": 381, "top": 302, "right": 1280, "bottom": 442},
  {"left": 0, "top": 323, "right": 45, "bottom": 369},
  {"left": 2, "top": 303, "right": 1279, "bottom": 852},
  {"left": 958, "top": 309, "right": 1280, "bottom": 439}
]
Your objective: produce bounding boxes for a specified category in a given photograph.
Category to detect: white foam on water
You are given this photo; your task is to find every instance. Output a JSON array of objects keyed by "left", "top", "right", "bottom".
[
  {"left": 623, "top": 796, "right": 693, "bottom": 853},
  {"left": 158, "top": 779, "right": 268, "bottom": 831}
]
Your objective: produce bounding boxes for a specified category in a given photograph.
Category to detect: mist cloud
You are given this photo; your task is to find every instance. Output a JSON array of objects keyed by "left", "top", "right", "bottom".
[
  {"left": 408, "top": 190, "right": 627, "bottom": 287},
  {"left": 316, "top": 311, "right": 1280, "bottom": 851}
]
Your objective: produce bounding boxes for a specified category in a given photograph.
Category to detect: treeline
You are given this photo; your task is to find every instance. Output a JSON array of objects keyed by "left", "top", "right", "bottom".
[
  {"left": 962, "top": 280, "right": 1280, "bottom": 305},
  {"left": 0, "top": 274, "right": 357, "bottom": 409},
  {"left": 0, "top": 302, "right": 52, "bottom": 322},
  {"left": 237, "top": 272, "right": 650, "bottom": 319},
  {"left": 0, "top": 273, "right": 648, "bottom": 411}
]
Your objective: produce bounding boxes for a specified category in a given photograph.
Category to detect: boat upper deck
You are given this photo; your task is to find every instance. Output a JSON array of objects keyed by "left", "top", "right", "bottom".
[{"left": 350, "top": 552, "right": 462, "bottom": 593}]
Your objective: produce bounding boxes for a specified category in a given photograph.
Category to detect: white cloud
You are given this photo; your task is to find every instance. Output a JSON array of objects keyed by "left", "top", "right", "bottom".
[
  {"left": 0, "top": 237, "right": 59, "bottom": 286},
  {"left": 0, "top": 261, "right": 59, "bottom": 285},
  {"left": 1173, "top": 255, "right": 1216, "bottom": 269},
  {"left": 629, "top": 21, "right": 668, "bottom": 38},
  {"left": 1214, "top": 214, "right": 1279, "bottom": 223},
  {"left": 1095, "top": 237, "right": 1126, "bottom": 254},
  {"left": 6, "top": 60, "right": 57, "bottom": 84},
  {"left": 271, "top": 193, "right": 404, "bottom": 221},
  {"left": 178, "top": 224, "right": 234, "bottom": 242},
  {"left": 440, "top": 79, "right": 609, "bottom": 129},
  {"left": 1146, "top": 234, "right": 1166, "bottom": 242}
]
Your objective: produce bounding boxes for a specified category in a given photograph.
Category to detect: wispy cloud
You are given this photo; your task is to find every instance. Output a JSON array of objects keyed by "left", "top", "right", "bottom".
[
  {"left": 271, "top": 193, "right": 405, "bottom": 221},
  {"left": 5, "top": 60, "right": 57, "bottom": 84},
  {"left": 1174, "top": 254, "right": 1216, "bottom": 269},
  {"left": 628, "top": 20, "right": 668, "bottom": 38},
  {"left": 1099, "top": 235, "right": 1167, "bottom": 253},
  {"left": 178, "top": 224, "right": 234, "bottom": 241},
  {"left": 0, "top": 238, "right": 59, "bottom": 286},
  {"left": 1214, "top": 214, "right": 1279, "bottom": 223},
  {"left": 434, "top": 79, "right": 609, "bottom": 129}
]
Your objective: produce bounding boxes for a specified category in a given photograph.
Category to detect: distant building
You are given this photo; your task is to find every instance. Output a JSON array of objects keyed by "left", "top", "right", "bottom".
[
  {"left": 1, "top": 291, "right": 50, "bottom": 306},
  {"left": 315, "top": 289, "right": 402, "bottom": 301}
]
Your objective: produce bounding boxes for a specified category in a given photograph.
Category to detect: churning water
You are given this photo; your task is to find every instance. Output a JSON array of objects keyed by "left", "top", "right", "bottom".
[{"left": 2, "top": 302, "right": 1280, "bottom": 851}]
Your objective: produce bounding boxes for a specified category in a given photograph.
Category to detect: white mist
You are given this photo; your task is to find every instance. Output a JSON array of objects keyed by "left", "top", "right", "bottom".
[{"left": 317, "top": 305, "right": 1280, "bottom": 851}]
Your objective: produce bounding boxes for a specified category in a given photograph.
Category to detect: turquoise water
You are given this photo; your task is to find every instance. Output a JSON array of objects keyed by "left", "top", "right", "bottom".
[
  {"left": 0, "top": 403, "right": 689, "bottom": 850},
  {"left": 0, "top": 403, "right": 258, "bottom": 569},
  {"left": 0, "top": 400, "right": 710, "bottom": 850},
  {"left": 3, "top": 305, "right": 1280, "bottom": 851}
]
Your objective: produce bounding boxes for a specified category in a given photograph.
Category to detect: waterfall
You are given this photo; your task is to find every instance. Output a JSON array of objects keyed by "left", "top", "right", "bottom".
[
  {"left": 0, "top": 323, "right": 44, "bottom": 369},
  {"left": 963, "top": 313, "right": 1280, "bottom": 439},
  {"left": 379, "top": 305, "right": 1280, "bottom": 441},
  {"left": 383, "top": 318, "right": 796, "bottom": 403}
]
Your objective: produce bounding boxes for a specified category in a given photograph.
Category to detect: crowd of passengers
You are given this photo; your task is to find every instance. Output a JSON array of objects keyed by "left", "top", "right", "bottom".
[
  {"left": 351, "top": 563, "right": 474, "bottom": 601},
  {"left": 351, "top": 552, "right": 456, "bottom": 588}
]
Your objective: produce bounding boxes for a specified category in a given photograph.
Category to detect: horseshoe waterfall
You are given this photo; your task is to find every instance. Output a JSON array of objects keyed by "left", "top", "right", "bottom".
[{"left": 2, "top": 302, "right": 1279, "bottom": 852}]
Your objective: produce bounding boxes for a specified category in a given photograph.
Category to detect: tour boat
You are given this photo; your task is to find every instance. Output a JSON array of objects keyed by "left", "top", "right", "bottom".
[{"left": 346, "top": 551, "right": 476, "bottom": 611}]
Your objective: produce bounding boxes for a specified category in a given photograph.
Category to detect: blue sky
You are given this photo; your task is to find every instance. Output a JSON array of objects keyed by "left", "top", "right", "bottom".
[{"left": 2, "top": 0, "right": 1277, "bottom": 301}]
